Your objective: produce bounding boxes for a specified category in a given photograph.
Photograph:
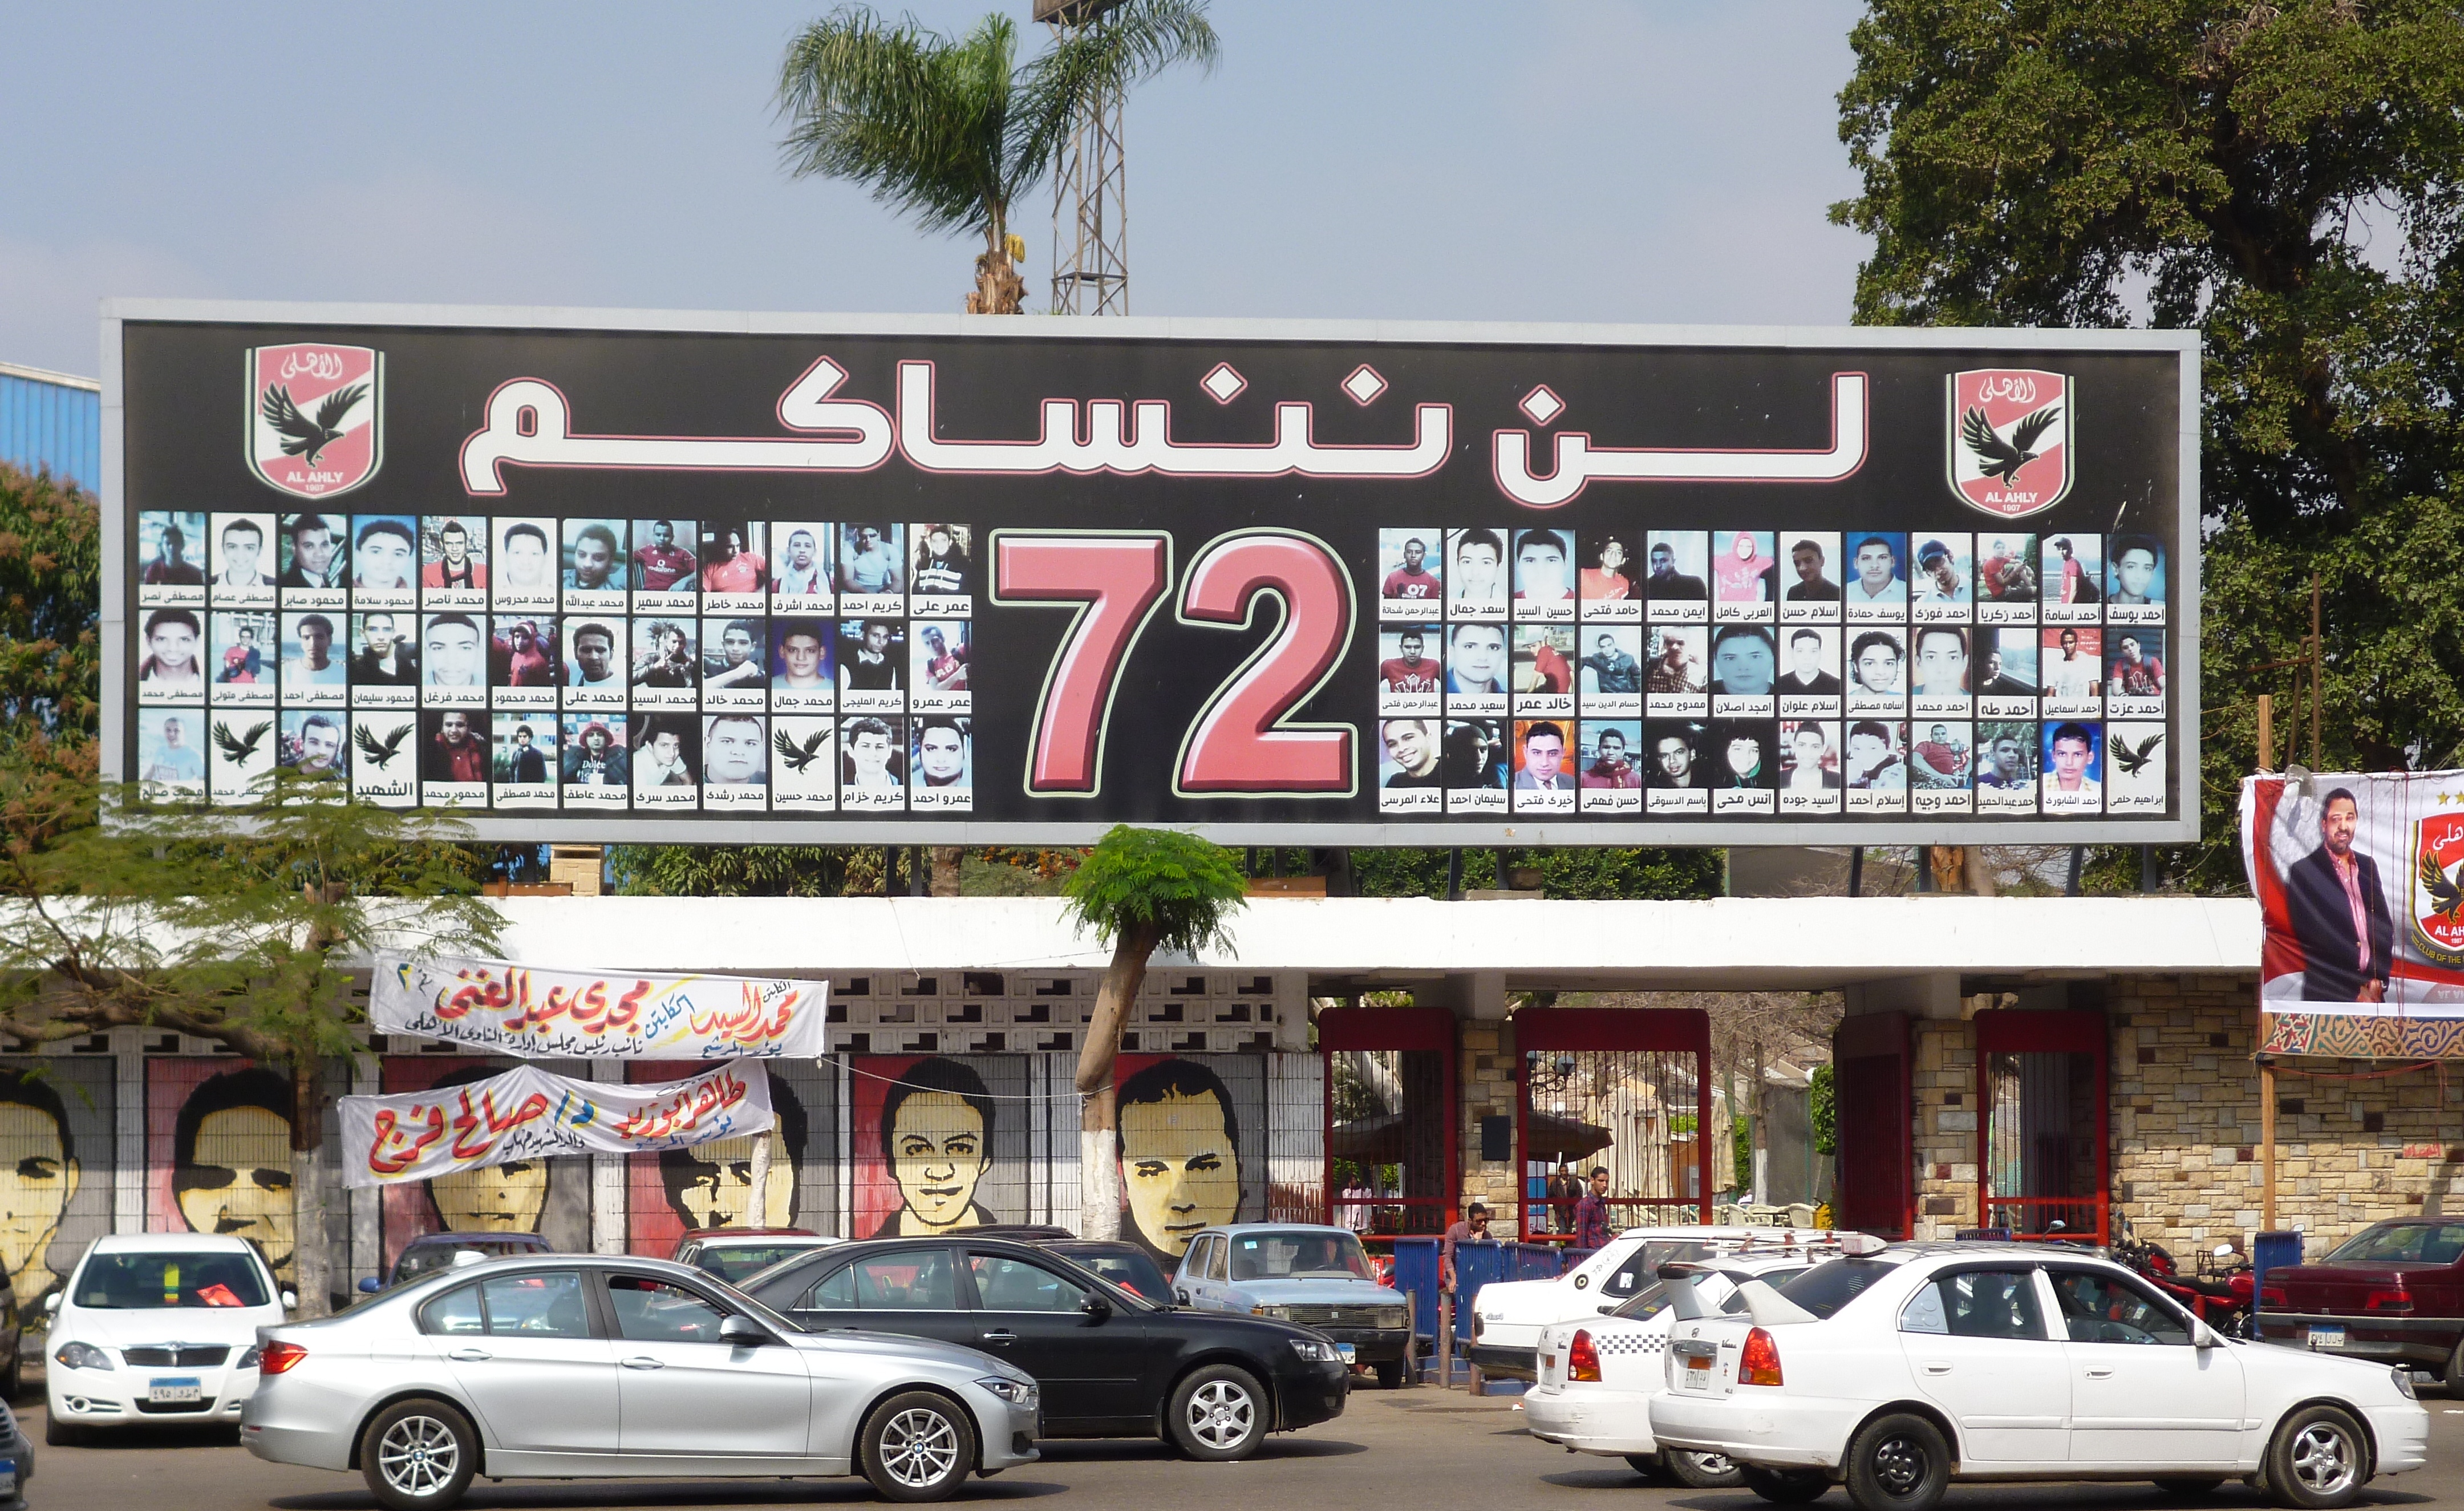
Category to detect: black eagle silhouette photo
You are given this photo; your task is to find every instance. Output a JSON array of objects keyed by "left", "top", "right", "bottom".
[
  {"left": 259, "top": 381, "right": 368, "bottom": 466},
  {"left": 210, "top": 719, "right": 271, "bottom": 764},
  {"left": 2109, "top": 729, "right": 2164, "bottom": 776},
  {"left": 354, "top": 722, "right": 411, "bottom": 769},
  {"left": 1960, "top": 402, "right": 2061, "bottom": 484},
  {"left": 2421, "top": 849, "right": 2464, "bottom": 925},
  {"left": 773, "top": 725, "right": 829, "bottom": 773}
]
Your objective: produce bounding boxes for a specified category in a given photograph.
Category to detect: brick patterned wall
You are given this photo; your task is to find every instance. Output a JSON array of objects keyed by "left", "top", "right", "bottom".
[
  {"left": 1911, "top": 1019, "right": 1979, "bottom": 1239},
  {"left": 1460, "top": 1020, "right": 1521, "bottom": 1235}
]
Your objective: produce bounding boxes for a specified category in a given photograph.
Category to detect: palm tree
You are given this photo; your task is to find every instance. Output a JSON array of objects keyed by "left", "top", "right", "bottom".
[
  {"left": 1061, "top": 825, "right": 1247, "bottom": 1238},
  {"left": 777, "top": 2, "right": 1218, "bottom": 315}
]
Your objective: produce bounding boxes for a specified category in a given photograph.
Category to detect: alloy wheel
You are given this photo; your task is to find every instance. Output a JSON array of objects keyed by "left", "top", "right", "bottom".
[
  {"left": 1185, "top": 1379, "right": 1255, "bottom": 1449},
  {"left": 376, "top": 1414, "right": 461, "bottom": 1498},
  {"left": 878, "top": 1406, "right": 960, "bottom": 1488},
  {"left": 2289, "top": 1420, "right": 2358, "bottom": 1498}
]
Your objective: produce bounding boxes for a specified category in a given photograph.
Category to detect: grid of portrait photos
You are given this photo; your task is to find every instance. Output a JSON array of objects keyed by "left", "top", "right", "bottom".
[
  {"left": 134, "top": 511, "right": 978, "bottom": 814},
  {"left": 1372, "top": 526, "right": 2171, "bottom": 819}
]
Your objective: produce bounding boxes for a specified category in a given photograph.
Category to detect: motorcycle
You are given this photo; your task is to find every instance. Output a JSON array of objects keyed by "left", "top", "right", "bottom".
[{"left": 2109, "top": 1209, "right": 2252, "bottom": 1339}]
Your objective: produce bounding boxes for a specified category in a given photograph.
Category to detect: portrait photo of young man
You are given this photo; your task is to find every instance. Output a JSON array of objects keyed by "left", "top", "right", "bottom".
[{"left": 1445, "top": 528, "right": 1506, "bottom": 613}]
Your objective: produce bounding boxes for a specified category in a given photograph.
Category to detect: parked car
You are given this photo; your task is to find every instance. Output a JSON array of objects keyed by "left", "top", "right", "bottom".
[
  {"left": 1648, "top": 1239, "right": 2428, "bottom": 1511},
  {"left": 0, "top": 1399, "right": 31, "bottom": 1508},
  {"left": 359, "top": 1233, "right": 553, "bottom": 1294},
  {"left": 46, "top": 1232, "right": 293, "bottom": 1445},
  {"left": 1173, "top": 1224, "right": 1412, "bottom": 1389},
  {"left": 738, "top": 1234, "right": 1349, "bottom": 1460},
  {"left": 1031, "top": 1241, "right": 1173, "bottom": 1303},
  {"left": 2255, "top": 1217, "right": 2464, "bottom": 1380},
  {"left": 1526, "top": 1246, "right": 1839, "bottom": 1488},
  {"left": 241, "top": 1253, "right": 1038, "bottom": 1509},
  {"left": 1471, "top": 1224, "right": 1833, "bottom": 1381},
  {"left": 670, "top": 1229, "right": 845, "bottom": 1285}
]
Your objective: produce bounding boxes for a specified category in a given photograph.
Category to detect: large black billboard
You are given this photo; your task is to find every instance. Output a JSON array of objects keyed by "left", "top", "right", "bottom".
[{"left": 104, "top": 304, "right": 2198, "bottom": 844}]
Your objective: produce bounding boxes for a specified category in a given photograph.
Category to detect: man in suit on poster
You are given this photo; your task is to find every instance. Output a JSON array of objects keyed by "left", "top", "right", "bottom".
[{"left": 2284, "top": 787, "right": 2396, "bottom": 1003}]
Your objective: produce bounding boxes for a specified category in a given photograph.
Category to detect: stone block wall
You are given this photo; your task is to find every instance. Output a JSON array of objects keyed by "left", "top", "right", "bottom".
[
  {"left": 1911, "top": 1019, "right": 1980, "bottom": 1239},
  {"left": 1459, "top": 1019, "right": 1521, "bottom": 1235}
]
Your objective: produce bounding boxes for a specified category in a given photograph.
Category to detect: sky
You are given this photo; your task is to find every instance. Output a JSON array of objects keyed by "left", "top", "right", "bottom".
[{"left": 0, "top": 1, "right": 1870, "bottom": 380}]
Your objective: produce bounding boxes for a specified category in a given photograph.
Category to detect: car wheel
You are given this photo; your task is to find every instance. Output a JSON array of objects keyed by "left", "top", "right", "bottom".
[
  {"left": 2154, "top": 1477, "right": 2228, "bottom": 1496},
  {"left": 1667, "top": 1448, "right": 1746, "bottom": 1489},
  {"left": 2445, "top": 1339, "right": 2464, "bottom": 1397},
  {"left": 1, "top": 1346, "right": 21, "bottom": 1402},
  {"left": 1844, "top": 1413, "right": 1949, "bottom": 1511},
  {"left": 2264, "top": 1403, "right": 2370, "bottom": 1510},
  {"left": 1166, "top": 1363, "right": 1266, "bottom": 1461},
  {"left": 1373, "top": 1359, "right": 1404, "bottom": 1390},
  {"left": 42, "top": 1413, "right": 80, "bottom": 1448},
  {"left": 358, "top": 1398, "right": 477, "bottom": 1511},
  {"left": 860, "top": 1391, "right": 976, "bottom": 1504},
  {"left": 1744, "top": 1466, "right": 1831, "bottom": 1504},
  {"left": 1624, "top": 1453, "right": 1665, "bottom": 1481}
]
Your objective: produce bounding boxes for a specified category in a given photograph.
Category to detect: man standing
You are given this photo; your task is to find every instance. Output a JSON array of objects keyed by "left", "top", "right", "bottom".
[
  {"left": 1572, "top": 1167, "right": 1614, "bottom": 1250},
  {"left": 2043, "top": 628, "right": 2100, "bottom": 700},
  {"left": 1440, "top": 1202, "right": 1490, "bottom": 1299},
  {"left": 1383, "top": 537, "right": 1441, "bottom": 601},
  {"left": 2285, "top": 787, "right": 2394, "bottom": 1003},
  {"left": 505, "top": 723, "right": 548, "bottom": 783}
]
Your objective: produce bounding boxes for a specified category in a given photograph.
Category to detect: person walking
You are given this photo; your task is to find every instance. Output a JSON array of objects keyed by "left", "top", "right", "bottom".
[
  {"left": 1441, "top": 1202, "right": 1491, "bottom": 1298},
  {"left": 1572, "top": 1166, "right": 1615, "bottom": 1250}
]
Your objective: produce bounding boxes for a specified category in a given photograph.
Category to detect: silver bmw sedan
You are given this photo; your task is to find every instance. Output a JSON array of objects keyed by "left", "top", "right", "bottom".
[{"left": 240, "top": 1253, "right": 1039, "bottom": 1509}]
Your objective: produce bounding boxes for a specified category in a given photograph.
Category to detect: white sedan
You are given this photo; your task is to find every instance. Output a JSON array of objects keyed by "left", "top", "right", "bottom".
[
  {"left": 1527, "top": 1249, "right": 1826, "bottom": 1488},
  {"left": 1648, "top": 1239, "right": 2427, "bottom": 1511},
  {"left": 46, "top": 1232, "right": 294, "bottom": 1444}
]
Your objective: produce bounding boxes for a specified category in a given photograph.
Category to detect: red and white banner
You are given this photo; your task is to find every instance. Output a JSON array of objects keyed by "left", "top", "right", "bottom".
[
  {"left": 372, "top": 951, "right": 828, "bottom": 1059},
  {"left": 341, "top": 1059, "right": 772, "bottom": 1189},
  {"left": 2242, "top": 771, "right": 2464, "bottom": 1014}
]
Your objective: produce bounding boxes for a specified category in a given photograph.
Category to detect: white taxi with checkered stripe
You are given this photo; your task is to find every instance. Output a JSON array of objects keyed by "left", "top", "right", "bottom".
[{"left": 1526, "top": 1248, "right": 1833, "bottom": 1488}]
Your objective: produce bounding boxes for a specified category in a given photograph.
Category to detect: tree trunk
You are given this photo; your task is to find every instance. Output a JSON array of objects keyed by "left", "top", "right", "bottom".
[
  {"left": 1075, "top": 919, "right": 1162, "bottom": 1239},
  {"left": 290, "top": 1055, "right": 331, "bottom": 1318},
  {"left": 930, "top": 847, "right": 963, "bottom": 897},
  {"left": 967, "top": 250, "right": 1027, "bottom": 315},
  {"left": 1749, "top": 1043, "right": 1768, "bottom": 1208}
]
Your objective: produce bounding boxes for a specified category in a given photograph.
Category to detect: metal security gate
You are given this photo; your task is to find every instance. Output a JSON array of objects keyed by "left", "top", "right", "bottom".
[
  {"left": 1976, "top": 1010, "right": 2108, "bottom": 1241},
  {"left": 1320, "top": 1006, "right": 1456, "bottom": 1247},
  {"left": 1516, "top": 1008, "right": 1711, "bottom": 1240},
  {"left": 1833, "top": 1012, "right": 1912, "bottom": 1238}
]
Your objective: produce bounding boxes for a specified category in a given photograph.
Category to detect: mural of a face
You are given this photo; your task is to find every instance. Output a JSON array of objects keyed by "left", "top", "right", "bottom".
[
  {"left": 0, "top": 1083, "right": 79, "bottom": 1310},
  {"left": 874, "top": 1059, "right": 996, "bottom": 1237},
  {"left": 431, "top": 1159, "right": 548, "bottom": 1233},
  {"left": 173, "top": 1070, "right": 295, "bottom": 1278},
  {"left": 658, "top": 1075, "right": 804, "bottom": 1232},
  {"left": 1117, "top": 1060, "right": 1243, "bottom": 1259}
]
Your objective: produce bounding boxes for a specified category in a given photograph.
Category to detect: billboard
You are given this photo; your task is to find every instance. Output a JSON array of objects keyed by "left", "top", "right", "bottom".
[{"left": 105, "top": 303, "right": 2198, "bottom": 843}]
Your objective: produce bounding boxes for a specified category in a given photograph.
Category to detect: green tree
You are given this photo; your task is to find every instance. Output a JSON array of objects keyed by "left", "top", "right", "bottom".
[
  {"left": 1834, "top": 0, "right": 2464, "bottom": 889},
  {"left": 0, "top": 775, "right": 504, "bottom": 1313},
  {"left": 1060, "top": 825, "right": 1246, "bottom": 1239},
  {"left": 0, "top": 463, "right": 99, "bottom": 747},
  {"left": 776, "top": 1, "right": 1218, "bottom": 314}
]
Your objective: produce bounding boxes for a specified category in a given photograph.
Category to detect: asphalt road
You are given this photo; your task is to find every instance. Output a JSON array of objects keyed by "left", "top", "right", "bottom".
[{"left": 23, "top": 1383, "right": 2464, "bottom": 1510}]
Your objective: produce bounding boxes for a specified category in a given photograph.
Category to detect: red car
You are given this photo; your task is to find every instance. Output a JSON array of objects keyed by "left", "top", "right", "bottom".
[{"left": 2256, "top": 1217, "right": 2464, "bottom": 1382}]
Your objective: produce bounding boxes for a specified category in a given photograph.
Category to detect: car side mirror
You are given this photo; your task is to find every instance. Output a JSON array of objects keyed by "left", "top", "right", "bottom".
[
  {"left": 1175, "top": 1287, "right": 1192, "bottom": 1306},
  {"left": 719, "top": 1314, "right": 769, "bottom": 1347},
  {"left": 281, "top": 1290, "right": 298, "bottom": 1310},
  {"left": 2190, "top": 1320, "right": 2220, "bottom": 1350},
  {"left": 41, "top": 1294, "right": 58, "bottom": 1315},
  {"left": 1080, "top": 1294, "right": 1112, "bottom": 1323},
  {"left": 358, "top": 1278, "right": 383, "bottom": 1294}
]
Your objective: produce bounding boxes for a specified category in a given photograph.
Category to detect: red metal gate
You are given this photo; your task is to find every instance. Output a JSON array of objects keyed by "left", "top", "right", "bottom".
[
  {"left": 1515, "top": 1007, "right": 1712, "bottom": 1240},
  {"left": 1976, "top": 1010, "right": 2108, "bottom": 1241},
  {"left": 1320, "top": 1006, "right": 1457, "bottom": 1246},
  {"left": 1833, "top": 1012, "right": 1912, "bottom": 1238}
]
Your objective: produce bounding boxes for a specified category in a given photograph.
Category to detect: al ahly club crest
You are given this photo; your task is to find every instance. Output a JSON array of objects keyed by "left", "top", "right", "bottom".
[
  {"left": 1947, "top": 368, "right": 2071, "bottom": 518},
  {"left": 246, "top": 343, "right": 383, "bottom": 500},
  {"left": 2413, "top": 808, "right": 2464, "bottom": 966}
]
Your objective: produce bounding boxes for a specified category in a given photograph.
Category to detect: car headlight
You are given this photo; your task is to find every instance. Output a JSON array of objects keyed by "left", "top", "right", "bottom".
[
  {"left": 237, "top": 1345, "right": 262, "bottom": 1371},
  {"left": 53, "top": 1342, "right": 112, "bottom": 1372},
  {"left": 1379, "top": 1306, "right": 1407, "bottom": 1329},
  {"left": 1291, "top": 1338, "right": 1341, "bottom": 1363},
  {"left": 1250, "top": 1304, "right": 1291, "bottom": 1319},
  {"left": 975, "top": 1376, "right": 1039, "bottom": 1408},
  {"left": 2394, "top": 1367, "right": 2420, "bottom": 1400}
]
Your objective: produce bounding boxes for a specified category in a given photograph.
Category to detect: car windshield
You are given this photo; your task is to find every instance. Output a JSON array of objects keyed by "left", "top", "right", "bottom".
[
  {"left": 1229, "top": 1231, "right": 1376, "bottom": 1282},
  {"left": 2325, "top": 1222, "right": 2464, "bottom": 1264},
  {"left": 1607, "top": 1265, "right": 1814, "bottom": 1321},
  {"left": 1054, "top": 1247, "right": 1173, "bottom": 1300},
  {"left": 694, "top": 1244, "right": 826, "bottom": 1283},
  {"left": 1775, "top": 1257, "right": 1902, "bottom": 1319},
  {"left": 75, "top": 1251, "right": 270, "bottom": 1310},
  {"left": 398, "top": 1240, "right": 539, "bottom": 1281}
]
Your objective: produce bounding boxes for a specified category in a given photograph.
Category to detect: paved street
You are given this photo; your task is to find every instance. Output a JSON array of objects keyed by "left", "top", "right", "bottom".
[{"left": 23, "top": 1382, "right": 2464, "bottom": 1511}]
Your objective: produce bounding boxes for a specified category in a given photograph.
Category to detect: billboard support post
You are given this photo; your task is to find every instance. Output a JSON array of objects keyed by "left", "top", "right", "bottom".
[{"left": 2256, "top": 691, "right": 2277, "bottom": 1231}]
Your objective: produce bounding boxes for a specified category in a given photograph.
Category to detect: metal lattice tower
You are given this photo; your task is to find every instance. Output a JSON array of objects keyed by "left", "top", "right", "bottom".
[{"left": 1039, "top": 0, "right": 1130, "bottom": 315}]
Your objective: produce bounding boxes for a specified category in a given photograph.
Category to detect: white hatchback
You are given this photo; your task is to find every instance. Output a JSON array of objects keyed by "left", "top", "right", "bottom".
[
  {"left": 1527, "top": 1247, "right": 1833, "bottom": 1488},
  {"left": 44, "top": 1233, "right": 293, "bottom": 1444},
  {"left": 1648, "top": 1240, "right": 2429, "bottom": 1511}
]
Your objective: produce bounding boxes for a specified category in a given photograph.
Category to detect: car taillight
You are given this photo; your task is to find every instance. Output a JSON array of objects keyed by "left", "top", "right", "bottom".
[
  {"left": 2366, "top": 1289, "right": 2414, "bottom": 1313},
  {"left": 1738, "top": 1327, "right": 1784, "bottom": 1387},
  {"left": 1568, "top": 1329, "right": 1602, "bottom": 1382},
  {"left": 258, "top": 1340, "right": 309, "bottom": 1375}
]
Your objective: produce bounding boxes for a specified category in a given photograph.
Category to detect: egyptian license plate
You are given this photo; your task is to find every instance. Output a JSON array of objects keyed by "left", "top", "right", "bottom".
[
  {"left": 0, "top": 1457, "right": 17, "bottom": 1496},
  {"left": 2306, "top": 1326, "right": 2347, "bottom": 1350},
  {"left": 149, "top": 1375, "right": 202, "bottom": 1403},
  {"left": 1336, "top": 1343, "right": 1356, "bottom": 1364},
  {"left": 1685, "top": 1359, "right": 1712, "bottom": 1389}
]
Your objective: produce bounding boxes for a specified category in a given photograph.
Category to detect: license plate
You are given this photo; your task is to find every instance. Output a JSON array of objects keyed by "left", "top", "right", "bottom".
[
  {"left": 0, "top": 1457, "right": 17, "bottom": 1496},
  {"left": 1685, "top": 1361, "right": 1711, "bottom": 1388},
  {"left": 1541, "top": 1353, "right": 1557, "bottom": 1374},
  {"left": 1336, "top": 1343, "right": 1356, "bottom": 1364},
  {"left": 149, "top": 1376, "right": 202, "bottom": 1403},
  {"left": 2307, "top": 1326, "right": 2347, "bottom": 1350}
]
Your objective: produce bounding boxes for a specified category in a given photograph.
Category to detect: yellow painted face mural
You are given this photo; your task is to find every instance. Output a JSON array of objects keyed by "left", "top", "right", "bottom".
[
  {"left": 667, "top": 1135, "right": 796, "bottom": 1229},
  {"left": 173, "top": 1071, "right": 295, "bottom": 1278},
  {"left": 0, "top": 1092, "right": 79, "bottom": 1310},
  {"left": 1117, "top": 1060, "right": 1244, "bottom": 1259},
  {"left": 432, "top": 1158, "right": 549, "bottom": 1233},
  {"left": 873, "top": 1060, "right": 998, "bottom": 1236}
]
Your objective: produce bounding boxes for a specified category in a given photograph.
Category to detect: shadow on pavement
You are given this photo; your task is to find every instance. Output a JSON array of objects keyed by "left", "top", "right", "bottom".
[
  {"left": 1029, "top": 1436, "right": 1365, "bottom": 1463},
  {"left": 271, "top": 1481, "right": 1071, "bottom": 1509}
]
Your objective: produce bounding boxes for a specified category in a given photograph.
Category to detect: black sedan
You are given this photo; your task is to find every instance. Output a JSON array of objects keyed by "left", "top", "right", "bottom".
[{"left": 738, "top": 1235, "right": 1348, "bottom": 1460}]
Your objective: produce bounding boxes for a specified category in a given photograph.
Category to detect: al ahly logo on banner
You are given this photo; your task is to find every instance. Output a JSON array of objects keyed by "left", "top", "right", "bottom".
[
  {"left": 1948, "top": 367, "right": 2071, "bottom": 518},
  {"left": 245, "top": 343, "right": 383, "bottom": 499},
  {"left": 2413, "top": 809, "right": 2464, "bottom": 967}
]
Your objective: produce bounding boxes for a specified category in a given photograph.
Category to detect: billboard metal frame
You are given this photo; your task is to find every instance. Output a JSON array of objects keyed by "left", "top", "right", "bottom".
[{"left": 100, "top": 300, "right": 2200, "bottom": 846}]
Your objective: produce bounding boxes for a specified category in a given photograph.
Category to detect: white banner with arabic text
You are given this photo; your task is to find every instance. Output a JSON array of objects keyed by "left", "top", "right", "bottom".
[
  {"left": 340, "top": 1060, "right": 773, "bottom": 1189},
  {"left": 372, "top": 951, "right": 828, "bottom": 1059}
]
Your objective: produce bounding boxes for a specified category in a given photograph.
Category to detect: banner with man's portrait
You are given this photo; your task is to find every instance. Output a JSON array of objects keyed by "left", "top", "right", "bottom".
[
  {"left": 371, "top": 950, "right": 829, "bottom": 1060},
  {"left": 2243, "top": 771, "right": 2464, "bottom": 1053},
  {"left": 625, "top": 1058, "right": 837, "bottom": 1259},
  {"left": 376, "top": 1057, "right": 591, "bottom": 1273}
]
